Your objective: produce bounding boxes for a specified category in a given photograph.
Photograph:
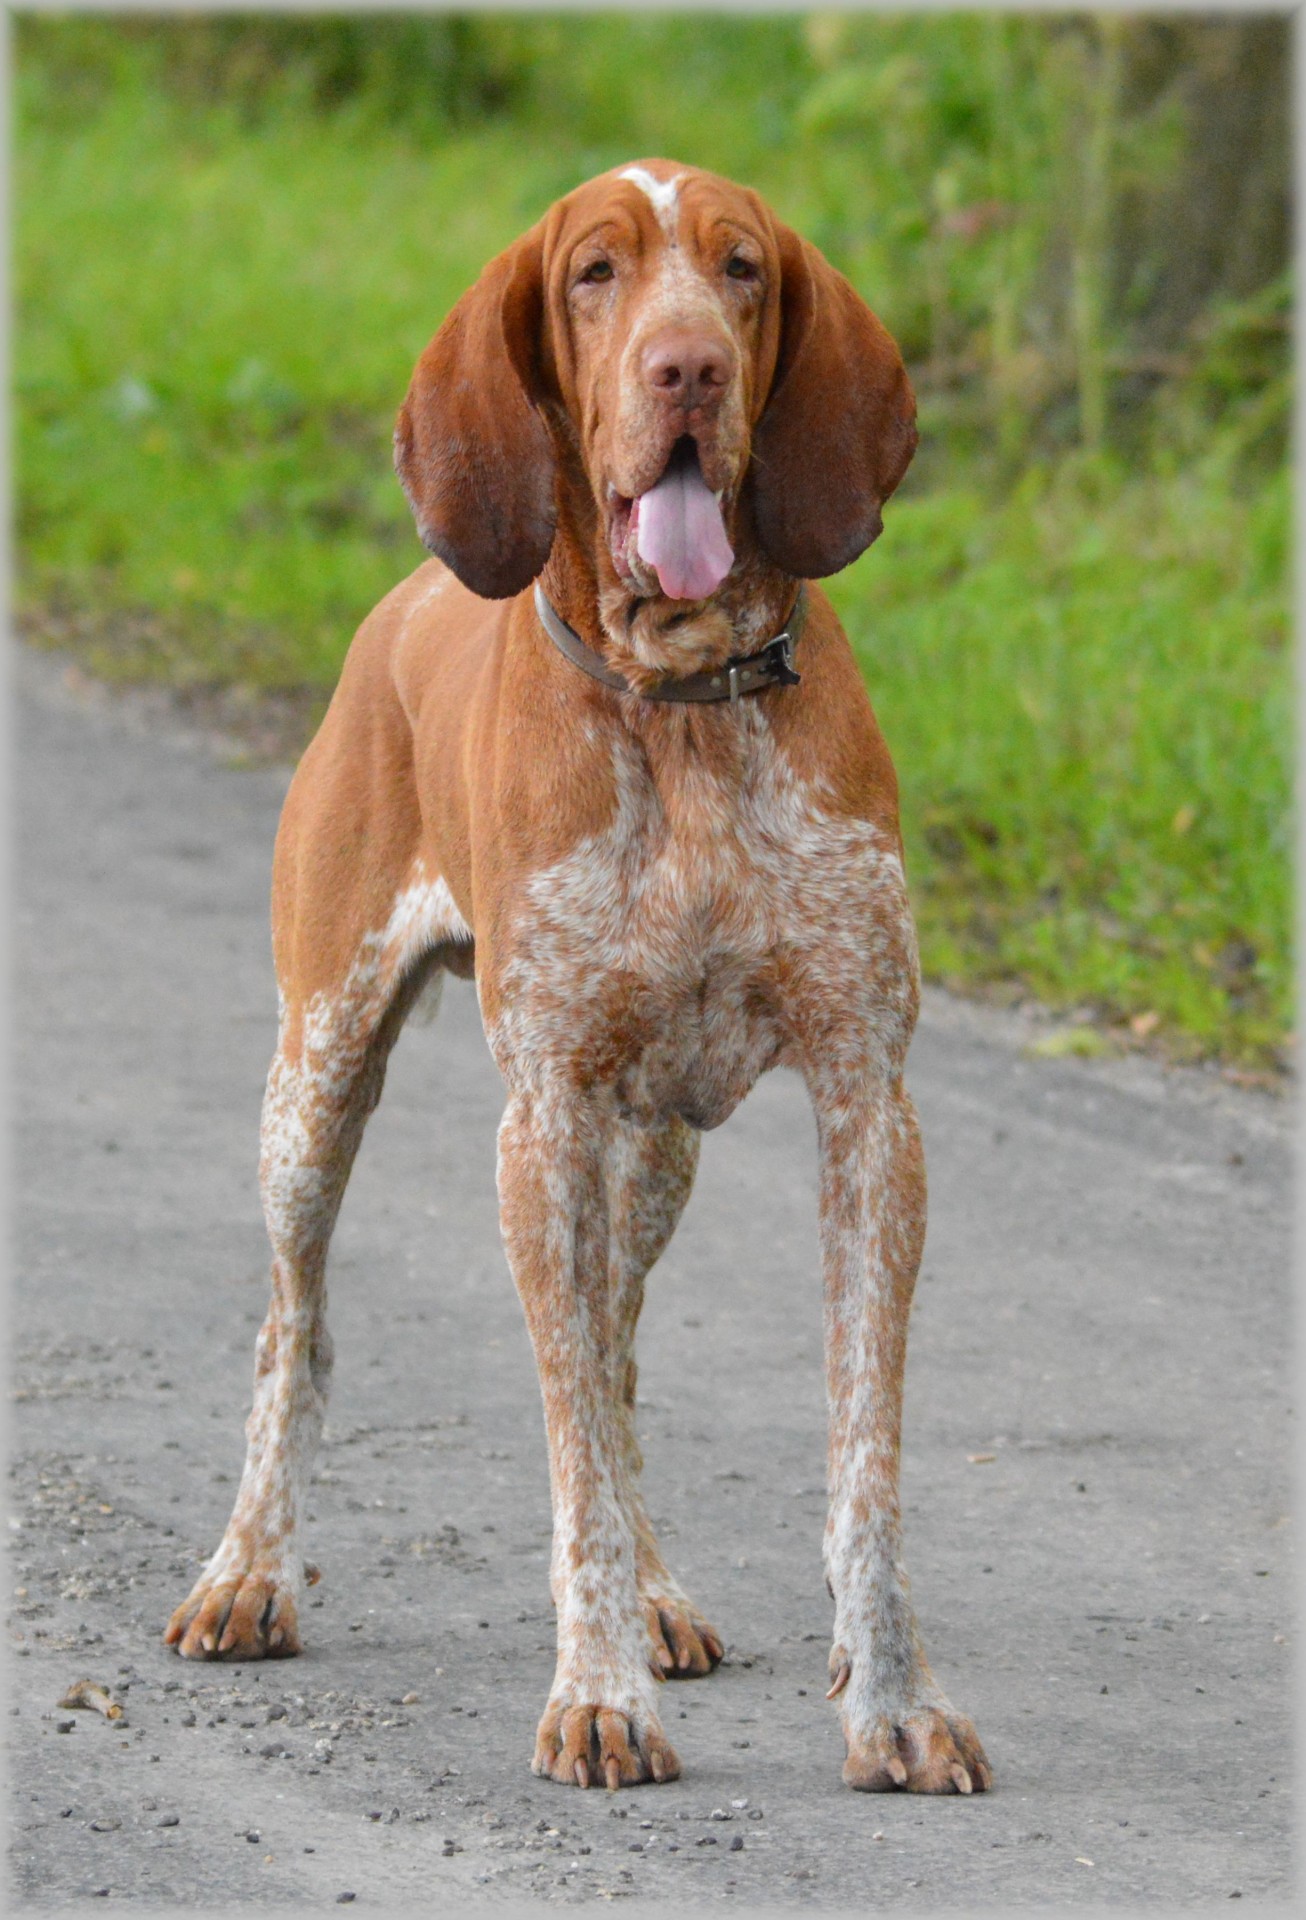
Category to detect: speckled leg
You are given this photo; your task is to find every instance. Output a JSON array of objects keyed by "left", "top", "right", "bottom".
[
  {"left": 499, "top": 1089, "right": 679, "bottom": 1788},
  {"left": 605, "top": 1117, "right": 724, "bottom": 1679},
  {"left": 165, "top": 962, "right": 431, "bottom": 1661},
  {"left": 812, "top": 1072, "right": 991, "bottom": 1794}
]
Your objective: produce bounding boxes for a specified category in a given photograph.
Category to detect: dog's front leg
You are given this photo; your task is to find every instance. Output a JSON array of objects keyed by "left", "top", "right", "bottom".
[
  {"left": 498, "top": 1088, "right": 680, "bottom": 1789},
  {"left": 813, "top": 1072, "right": 991, "bottom": 1794}
]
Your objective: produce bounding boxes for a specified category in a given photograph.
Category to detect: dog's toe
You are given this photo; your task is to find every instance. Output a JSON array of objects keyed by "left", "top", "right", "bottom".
[
  {"left": 165, "top": 1563, "right": 304, "bottom": 1661},
  {"left": 842, "top": 1705, "right": 990, "bottom": 1795},
  {"left": 533, "top": 1701, "right": 680, "bottom": 1789},
  {"left": 643, "top": 1595, "right": 724, "bottom": 1678}
]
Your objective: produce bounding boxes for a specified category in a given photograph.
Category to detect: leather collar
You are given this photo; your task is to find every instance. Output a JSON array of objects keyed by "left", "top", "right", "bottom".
[{"left": 533, "top": 583, "right": 806, "bottom": 703}]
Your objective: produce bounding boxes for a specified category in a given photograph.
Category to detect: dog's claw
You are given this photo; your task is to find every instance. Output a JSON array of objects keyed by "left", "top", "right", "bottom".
[
  {"left": 826, "top": 1661, "right": 851, "bottom": 1699},
  {"left": 841, "top": 1704, "right": 990, "bottom": 1794},
  {"left": 646, "top": 1598, "right": 724, "bottom": 1679},
  {"left": 166, "top": 1562, "right": 304, "bottom": 1662},
  {"left": 534, "top": 1701, "right": 679, "bottom": 1789}
]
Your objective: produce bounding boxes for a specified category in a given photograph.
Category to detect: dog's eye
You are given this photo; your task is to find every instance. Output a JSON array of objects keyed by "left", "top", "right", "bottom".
[
  {"left": 579, "top": 259, "right": 614, "bottom": 285},
  {"left": 726, "top": 255, "right": 759, "bottom": 283}
]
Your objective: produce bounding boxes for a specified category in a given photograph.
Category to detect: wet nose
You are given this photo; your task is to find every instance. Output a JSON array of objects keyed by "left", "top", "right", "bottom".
[{"left": 641, "top": 328, "right": 734, "bottom": 412}]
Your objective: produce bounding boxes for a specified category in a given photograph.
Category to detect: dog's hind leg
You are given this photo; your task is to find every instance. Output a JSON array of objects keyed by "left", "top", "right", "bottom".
[
  {"left": 498, "top": 1088, "right": 683, "bottom": 1788},
  {"left": 605, "top": 1117, "right": 725, "bottom": 1679},
  {"left": 165, "top": 904, "right": 449, "bottom": 1662}
]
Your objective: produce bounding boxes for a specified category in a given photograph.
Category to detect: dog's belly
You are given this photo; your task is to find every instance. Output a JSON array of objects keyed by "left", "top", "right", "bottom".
[{"left": 612, "top": 955, "right": 788, "bottom": 1131}]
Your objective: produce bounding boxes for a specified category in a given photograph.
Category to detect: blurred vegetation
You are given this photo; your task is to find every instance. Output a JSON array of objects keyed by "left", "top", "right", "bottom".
[{"left": 13, "top": 12, "right": 1292, "bottom": 1068}]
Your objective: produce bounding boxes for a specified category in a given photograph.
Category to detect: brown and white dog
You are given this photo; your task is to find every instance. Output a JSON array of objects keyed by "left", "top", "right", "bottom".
[{"left": 165, "top": 159, "right": 991, "bottom": 1797}]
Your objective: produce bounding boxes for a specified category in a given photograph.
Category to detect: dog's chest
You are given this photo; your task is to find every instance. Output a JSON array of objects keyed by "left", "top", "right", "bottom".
[{"left": 490, "top": 723, "right": 907, "bottom": 1128}]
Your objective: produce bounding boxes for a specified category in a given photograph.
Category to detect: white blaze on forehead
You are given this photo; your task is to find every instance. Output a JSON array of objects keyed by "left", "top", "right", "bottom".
[{"left": 618, "top": 166, "right": 682, "bottom": 236}]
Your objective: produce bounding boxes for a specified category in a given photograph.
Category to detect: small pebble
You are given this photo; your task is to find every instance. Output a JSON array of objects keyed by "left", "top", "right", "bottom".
[
  {"left": 157, "top": 1815, "right": 180, "bottom": 1829},
  {"left": 55, "top": 1720, "right": 75, "bottom": 1734},
  {"left": 245, "top": 1831, "right": 260, "bottom": 1844},
  {"left": 336, "top": 1895, "right": 356, "bottom": 1905},
  {"left": 730, "top": 1835, "right": 744, "bottom": 1852}
]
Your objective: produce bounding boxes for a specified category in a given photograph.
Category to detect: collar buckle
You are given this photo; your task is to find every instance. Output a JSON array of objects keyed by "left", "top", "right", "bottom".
[{"left": 758, "top": 629, "right": 802, "bottom": 688}]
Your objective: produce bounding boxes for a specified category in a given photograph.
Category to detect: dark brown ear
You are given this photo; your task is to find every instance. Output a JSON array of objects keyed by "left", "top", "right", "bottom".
[
  {"left": 750, "top": 224, "right": 917, "bottom": 579},
  {"left": 394, "top": 225, "right": 555, "bottom": 598}
]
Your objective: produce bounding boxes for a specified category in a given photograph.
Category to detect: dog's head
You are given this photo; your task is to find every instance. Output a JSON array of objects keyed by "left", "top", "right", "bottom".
[{"left": 395, "top": 160, "right": 917, "bottom": 605}]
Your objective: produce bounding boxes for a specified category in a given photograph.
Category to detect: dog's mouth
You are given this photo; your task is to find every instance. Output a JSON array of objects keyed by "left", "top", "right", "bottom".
[{"left": 607, "top": 437, "right": 735, "bottom": 603}]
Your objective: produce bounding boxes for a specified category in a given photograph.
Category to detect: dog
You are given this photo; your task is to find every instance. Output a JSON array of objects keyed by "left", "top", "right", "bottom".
[{"left": 165, "top": 158, "right": 991, "bottom": 1797}]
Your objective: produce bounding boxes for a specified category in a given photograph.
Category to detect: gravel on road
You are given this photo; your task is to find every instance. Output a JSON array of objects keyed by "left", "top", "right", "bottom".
[{"left": 7, "top": 648, "right": 1295, "bottom": 1909}]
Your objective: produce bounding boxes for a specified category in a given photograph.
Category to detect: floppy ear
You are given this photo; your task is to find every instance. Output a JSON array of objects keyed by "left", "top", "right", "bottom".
[
  {"left": 394, "top": 225, "right": 556, "bottom": 598},
  {"left": 750, "top": 224, "right": 917, "bottom": 579}
]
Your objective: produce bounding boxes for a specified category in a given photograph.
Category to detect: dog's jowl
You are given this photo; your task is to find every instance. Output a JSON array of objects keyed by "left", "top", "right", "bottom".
[{"left": 165, "top": 159, "right": 991, "bottom": 1797}]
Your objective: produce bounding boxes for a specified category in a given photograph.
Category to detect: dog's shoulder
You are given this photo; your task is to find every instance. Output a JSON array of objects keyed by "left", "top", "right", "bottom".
[{"left": 768, "top": 585, "right": 904, "bottom": 846}]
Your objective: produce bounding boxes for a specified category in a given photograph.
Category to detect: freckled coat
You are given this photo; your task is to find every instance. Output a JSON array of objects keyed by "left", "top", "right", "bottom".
[{"left": 166, "top": 159, "right": 990, "bottom": 1801}]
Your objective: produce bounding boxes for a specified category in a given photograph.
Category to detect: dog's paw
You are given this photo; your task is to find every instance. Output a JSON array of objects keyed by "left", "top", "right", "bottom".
[
  {"left": 164, "top": 1553, "right": 315, "bottom": 1661},
  {"left": 532, "top": 1699, "right": 680, "bottom": 1789},
  {"left": 642, "top": 1592, "right": 724, "bottom": 1678},
  {"left": 841, "top": 1706, "right": 990, "bottom": 1793},
  {"left": 828, "top": 1645, "right": 991, "bottom": 1794}
]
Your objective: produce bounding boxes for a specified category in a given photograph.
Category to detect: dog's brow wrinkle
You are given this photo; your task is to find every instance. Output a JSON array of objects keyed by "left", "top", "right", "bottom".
[{"left": 618, "top": 166, "right": 682, "bottom": 235}]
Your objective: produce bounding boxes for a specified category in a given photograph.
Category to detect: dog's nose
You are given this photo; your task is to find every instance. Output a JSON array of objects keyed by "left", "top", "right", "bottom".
[{"left": 641, "top": 329, "right": 734, "bottom": 412}]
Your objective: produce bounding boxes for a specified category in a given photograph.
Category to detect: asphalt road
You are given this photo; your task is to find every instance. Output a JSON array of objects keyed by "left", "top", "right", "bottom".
[{"left": 7, "top": 646, "right": 1296, "bottom": 1911}]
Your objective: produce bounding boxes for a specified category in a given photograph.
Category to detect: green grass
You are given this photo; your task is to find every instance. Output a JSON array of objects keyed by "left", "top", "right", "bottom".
[
  {"left": 16, "top": 76, "right": 537, "bottom": 687},
  {"left": 832, "top": 457, "right": 1291, "bottom": 1063},
  {"left": 13, "top": 32, "right": 1292, "bottom": 1069}
]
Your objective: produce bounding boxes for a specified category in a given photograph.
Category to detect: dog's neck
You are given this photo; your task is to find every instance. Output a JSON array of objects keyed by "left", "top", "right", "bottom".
[
  {"left": 534, "top": 541, "right": 801, "bottom": 696},
  {"left": 537, "top": 466, "right": 801, "bottom": 697}
]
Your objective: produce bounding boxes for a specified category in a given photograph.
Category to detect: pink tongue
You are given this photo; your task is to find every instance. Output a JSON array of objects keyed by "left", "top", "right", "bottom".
[{"left": 634, "top": 454, "right": 733, "bottom": 601}]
